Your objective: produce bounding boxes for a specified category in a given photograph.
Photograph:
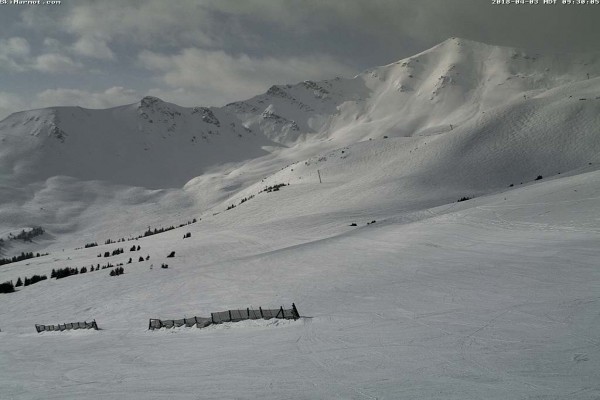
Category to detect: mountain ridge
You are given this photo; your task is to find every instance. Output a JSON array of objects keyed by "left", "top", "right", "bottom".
[{"left": 0, "top": 37, "right": 599, "bottom": 251}]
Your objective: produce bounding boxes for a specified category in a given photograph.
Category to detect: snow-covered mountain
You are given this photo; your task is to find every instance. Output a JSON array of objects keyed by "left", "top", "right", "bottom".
[
  {"left": 1, "top": 39, "right": 600, "bottom": 398},
  {"left": 3, "top": 38, "right": 599, "bottom": 187},
  {"left": 1, "top": 38, "right": 599, "bottom": 249}
]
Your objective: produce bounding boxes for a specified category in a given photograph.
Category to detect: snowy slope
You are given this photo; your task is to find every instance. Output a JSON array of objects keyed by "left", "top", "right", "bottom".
[
  {"left": 0, "top": 38, "right": 599, "bottom": 251},
  {"left": 0, "top": 96, "right": 274, "bottom": 188},
  {"left": 0, "top": 168, "right": 599, "bottom": 399},
  {"left": 1, "top": 38, "right": 600, "bottom": 398}
]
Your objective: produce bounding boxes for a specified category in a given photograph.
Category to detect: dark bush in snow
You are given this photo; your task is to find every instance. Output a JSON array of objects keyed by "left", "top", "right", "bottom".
[
  {"left": 110, "top": 266, "right": 125, "bottom": 276},
  {"left": 167, "top": 251, "right": 175, "bottom": 258},
  {"left": 0, "top": 281, "right": 15, "bottom": 293},
  {"left": 24, "top": 274, "right": 47, "bottom": 286},
  {"left": 535, "top": 175, "right": 543, "bottom": 181},
  {"left": 54, "top": 267, "right": 79, "bottom": 280}
]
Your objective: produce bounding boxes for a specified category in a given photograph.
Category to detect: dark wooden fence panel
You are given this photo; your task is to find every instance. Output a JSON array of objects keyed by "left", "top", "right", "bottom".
[
  {"left": 149, "top": 304, "right": 300, "bottom": 330},
  {"left": 36, "top": 320, "right": 98, "bottom": 333}
]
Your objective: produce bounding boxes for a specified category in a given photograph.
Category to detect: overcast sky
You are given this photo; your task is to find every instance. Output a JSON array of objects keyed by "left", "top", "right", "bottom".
[{"left": 0, "top": 0, "right": 598, "bottom": 119}]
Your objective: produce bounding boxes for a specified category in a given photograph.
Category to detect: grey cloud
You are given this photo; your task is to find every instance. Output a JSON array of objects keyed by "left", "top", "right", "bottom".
[
  {"left": 33, "top": 86, "right": 139, "bottom": 109},
  {"left": 2, "top": 0, "right": 598, "bottom": 119},
  {"left": 138, "top": 48, "right": 357, "bottom": 106}
]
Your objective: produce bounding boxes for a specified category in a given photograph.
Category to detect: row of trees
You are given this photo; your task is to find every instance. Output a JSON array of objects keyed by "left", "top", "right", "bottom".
[
  {"left": 0, "top": 251, "right": 48, "bottom": 266},
  {"left": 9, "top": 227, "right": 45, "bottom": 242},
  {"left": 0, "top": 273, "right": 48, "bottom": 293},
  {"left": 101, "top": 218, "right": 199, "bottom": 244},
  {"left": 78, "top": 218, "right": 198, "bottom": 250},
  {"left": 15, "top": 274, "right": 47, "bottom": 287},
  {"left": 110, "top": 267, "right": 125, "bottom": 276}
]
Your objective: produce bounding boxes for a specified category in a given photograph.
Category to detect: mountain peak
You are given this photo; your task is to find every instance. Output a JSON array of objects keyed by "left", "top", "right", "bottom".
[{"left": 139, "top": 96, "right": 166, "bottom": 108}]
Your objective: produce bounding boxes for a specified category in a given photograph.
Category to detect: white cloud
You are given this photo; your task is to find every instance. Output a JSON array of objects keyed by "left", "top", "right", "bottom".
[
  {"left": 33, "top": 86, "right": 139, "bottom": 109},
  {"left": 139, "top": 48, "right": 356, "bottom": 106},
  {"left": 43, "top": 38, "right": 62, "bottom": 51},
  {"left": 72, "top": 36, "right": 115, "bottom": 60},
  {"left": 2, "top": 37, "right": 31, "bottom": 57},
  {"left": 32, "top": 53, "right": 83, "bottom": 73},
  {"left": 0, "top": 37, "right": 84, "bottom": 74},
  {"left": 0, "top": 37, "right": 31, "bottom": 72},
  {"left": 22, "top": 1, "right": 215, "bottom": 49}
]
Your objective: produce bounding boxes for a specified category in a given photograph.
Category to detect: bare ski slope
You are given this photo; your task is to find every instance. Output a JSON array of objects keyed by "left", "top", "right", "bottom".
[
  {"left": 0, "top": 38, "right": 600, "bottom": 398},
  {"left": 0, "top": 170, "right": 599, "bottom": 399}
]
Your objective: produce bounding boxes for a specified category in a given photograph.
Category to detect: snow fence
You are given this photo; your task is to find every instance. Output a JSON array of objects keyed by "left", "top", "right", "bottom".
[
  {"left": 35, "top": 320, "right": 98, "bottom": 333},
  {"left": 148, "top": 303, "right": 300, "bottom": 330}
]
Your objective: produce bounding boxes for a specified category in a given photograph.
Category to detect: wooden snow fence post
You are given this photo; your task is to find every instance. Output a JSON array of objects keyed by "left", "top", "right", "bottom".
[
  {"left": 278, "top": 306, "right": 284, "bottom": 319},
  {"left": 211, "top": 313, "right": 215, "bottom": 324},
  {"left": 247, "top": 307, "right": 250, "bottom": 319},
  {"left": 259, "top": 307, "right": 263, "bottom": 318},
  {"left": 228, "top": 310, "right": 232, "bottom": 322}
]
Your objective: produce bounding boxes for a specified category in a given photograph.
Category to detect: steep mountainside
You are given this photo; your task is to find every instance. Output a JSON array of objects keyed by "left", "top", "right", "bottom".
[{"left": 0, "top": 38, "right": 599, "bottom": 251}]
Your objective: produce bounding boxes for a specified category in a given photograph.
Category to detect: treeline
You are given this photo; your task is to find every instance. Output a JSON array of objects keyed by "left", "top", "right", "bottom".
[
  {"left": 261, "top": 183, "right": 288, "bottom": 193},
  {"left": 2, "top": 257, "right": 141, "bottom": 294},
  {"left": 16, "top": 274, "right": 48, "bottom": 287},
  {"left": 97, "top": 246, "right": 142, "bottom": 258},
  {"left": 0, "top": 273, "right": 49, "bottom": 293},
  {"left": 52, "top": 267, "right": 83, "bottom": 280},
  {"left": 225, "top": 183, "right": 288, "bottom": 213},
  {"left": 0, "top": 251, "right": 48, "bottom": 266},
  {"left": 8, "top": 227, "right": 45, "bottom": 242},
  {"left": 78, "top": 218, "right": 198, "bottom": 250},
  {"left": 52, "top": 260, "right": 130, "bottom": 280}
]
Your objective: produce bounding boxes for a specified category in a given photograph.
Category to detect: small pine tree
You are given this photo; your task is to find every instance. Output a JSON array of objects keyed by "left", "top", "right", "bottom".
[
  {"left": 139, "top": 256, "right": 144, "bottom": 262},
  {"left": 15, "top": 277, "right": 23, "bottom": 287},
  {"left": 167, "top": 251, "right": 175, "bottom": 258}
]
